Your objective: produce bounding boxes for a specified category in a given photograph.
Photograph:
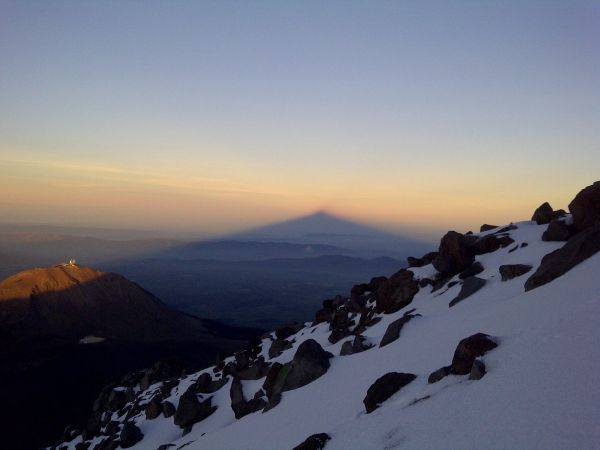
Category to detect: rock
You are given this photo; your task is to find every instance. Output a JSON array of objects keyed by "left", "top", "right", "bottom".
[
  {"left": 449, "top": 277, "right": 486, "bottom": 307},
  {"left": 432, "top": 231, "right": 476, "bottom": 276},
  {"left": 269, "top": 339, "right": 293, "bottom": 359},
  {"left": 542, "top": 219, "right": 572, "bottom": 242},
  {"left": 375, "top": 269, "right": 419, "bottom": 313},
  {"left": 459, "top": 261, "right": 484, "bottom": 279},
  {"left": 379, "top": 312, "right": 420, "bottom": 347},
  {"left": 275, "top": 322, "right": 303, "bottom": 340},
  {"left": 75, "top": 442, "right": 91, "bottom": 450},
  {"left": 283, "top": 339, "right": 332, "bottom": 391},
  {"left": 119, "top": 422, "right": 143, "bottom": 449},
  {"left": 107, "top": 389, "right": 127, "bottom": 411},
  {"left": 499, "top": 264, "right": 532, "bottom": 281},
  {"left": 480, "top": 224, "right": 498, "bottom": 232},
  {"left": 292, "top": 433, "right": 331, "bottom": 450},
  {"left": 532, "top": 202, "right": 554, "bottom": 225},
  {"left": 568, "top": 181, "right": 600, "bottom": 231},
  {"left": 328, "top": 326, "right": 351, "bottom": 344},
  {"left": 145, "top": 396, "right": 163, "bottom": 420},
  {"left": 407, "top": 252, "right": 438, "bottom": 268},
  {"left": 173, "top": 390, "right": 217, "bottom": 428},
  {"left": 262, "top": 362, "right": 283, "bottom": 400},
  {"left": 340, "top": 335, "right": 372, "bottom": 356},
  {"left": 427, "top": 365, "right": 452, "bottom": 384},
  {"left": 363, "top": 372, "right": 416, "bottom": 413},
  {"left": 471, "top": 234, "right": 515, "bottom": 255},
  {"left": 469, "top": 359, "right": 486, "bottom": 380},
  {"left": 451, "top": 333, "right": 498, "bottom": 375},
  {"left": 162, "top": 401, "right": 176, "bottom": 418},
  {"left": 230, "top": 377, "right": 267, "bottom": 419},
  {"left": 156, "top": 445, "right": 176, "bottom": 450},
  {"left": 525, "top": 225, "right": 600, "bottom": 291},
  {"left": 105, "top": 420, "right": 120, "bottom": 436},
  {"left": 96, "top": 438, "right": 119, "bottom": 450}
]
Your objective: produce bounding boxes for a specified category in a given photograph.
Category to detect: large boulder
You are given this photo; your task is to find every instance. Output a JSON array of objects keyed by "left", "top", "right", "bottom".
[
  {"left": 449, "top": 277, "right": 486, "bottom": 307},
  {"left": 363, "top": 372, "right": 416, "bottom": 413},
  {"left": 269, "top": 339, "right": 293, "bottom": 359},
  {"left": 375, "top": 269, "right": 419, "bottom": 314},
  {"left": 499, "top": 264, "right": 532, "bottom": 281},
  {"left": 379, "top": 312, "right": 420, "bottom": 347},
  {"left": 542, "top": 219, "right": 572, "bottom": 242},
  {"left": 230, "top": 377, "right": 267, "bottom": 419},
  {"left": 292, "top": 433, "right": 331, "bottom": 450},
  {"left": 451, "top": 333, "right": 498, "bottom": 375},
  {"left": 283, "top": 339, "right": 332, "bottom": 391},
  {"left": 432, "top": 231, "right": 476, "bottom": 276},
  {"left": 525, "top": 225, "right": 600, "bottom": 291},
  {"left": 173, "top": 389, "right": 217, "bottom": 428},
  {"left": 569, "top": 181, "right": 600, "bottom": 231},
  {"left": 532, "top": 202, "right": 554, "bottom": 225},
  {"left": 119, "top": 423, "right": 143, "bottom": 449}
]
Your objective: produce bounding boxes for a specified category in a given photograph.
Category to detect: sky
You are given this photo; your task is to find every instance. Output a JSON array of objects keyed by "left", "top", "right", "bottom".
[{"left": 1, "top": 1, "right": 598, "bottom": 240}]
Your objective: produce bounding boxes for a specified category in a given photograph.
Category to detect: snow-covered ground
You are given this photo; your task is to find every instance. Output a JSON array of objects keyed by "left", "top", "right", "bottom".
[{"left": 61, "top": 219, "right": 600, "bottom": 450}]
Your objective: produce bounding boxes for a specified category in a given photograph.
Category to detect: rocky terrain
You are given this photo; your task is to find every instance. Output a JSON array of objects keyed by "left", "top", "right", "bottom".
[
  {"left": 46, "top": 181, "right": 600, "bottom": 450},
  {"left": 0, "top": 265, "right": 260, "bottom": 450}
]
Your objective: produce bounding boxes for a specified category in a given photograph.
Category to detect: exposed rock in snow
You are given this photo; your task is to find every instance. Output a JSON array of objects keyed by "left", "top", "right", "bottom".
[
  {"left": 363, "top": 372, "right": 417, "bottom": 413},
  {"left": 569, "top": 181, "right": 600, "bottom": 231}
]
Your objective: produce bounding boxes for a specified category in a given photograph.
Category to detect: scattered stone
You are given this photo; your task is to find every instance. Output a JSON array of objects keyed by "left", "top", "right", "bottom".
[
  {"left": 542, "top": 219, "right": 572, "bottom": 242},
  {"left": 230, "top": 377, "right": 267, "bottom": 419},
  {"left": 459, "top": 261, "right": 484, "bottom": 279},
  {"left": 174, "top": 390, "right": 217, "bottom": 428},
  {"left": 499, "top": 264, "right": 532, "bottom": 281},
  {"left": 433, "top": 231, "right": 476, "bottom": 276},
  {"left": 469, "top": 359, "right": 486, "bottom": 380},
  {"left": 379, "top": 312, "right": 421, "bottom": 347},
  {"left": 532, "top": 202, "right": 554, "bottom": 225},
  {"left": 427, "top": 365, "right": 452, "bottom": 384},
  {"left": 340, "top": 335, "right": 372, "bottom": 356},
  {"left": 269, "top": 339, "right": 293, "bottom": 359},
  {"left": 480, "top": 224, "right": 498, "bottom": 232},
  {"left": 525, "top": 225, "right": 600, "bottom": 291},
  {"left": 145, "top": 396, "right": 163, "bottom": 420},
  {"left": 283, "top": 339, "right": 333, "bottom": 391},
  {"left": 292, "top": 433, "right": 331, "bottom": 450},
  {"left": 568, "top": 181, "right": 600, "bottom": 231},
  {"left": 452, "top": 333, "right": 498, "bottom": 375},
  {"left": 119, "top": 423, "right": 143, "bottom": 448},
  {"left": 521, "top": 242, "right": 528, "bottom": 248},
  {"left": 363, "top": 372, "right": 417, "bottom": 413},
  {"left": 162, "top": 401, "right": 176, "bottom": 418},
  {"left": 449, "top": 277, "right": 486, "bottom": 307}
]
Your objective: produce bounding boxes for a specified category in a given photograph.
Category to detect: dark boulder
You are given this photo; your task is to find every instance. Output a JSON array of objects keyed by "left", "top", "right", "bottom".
[
  {"left": 427, "top": 365, "right": 452, "bottom": 384},
  {"left": 162, "top": 401, "right": 176, "bottom": 418},
  {"left": 145, "top": 396, "right": 163, "bottom": 420},
  {"left": 379, "top": 312, "right": 421, "bottom": 347},
  {"left": 452, "top": 333, "right": 498, "bottom": 375},
  {"left": 471, "top": 235, "right": 514, "bottom": 255},
  {"left": 276, "top": 322, "right": 304, "bottom": 340},
  {"left": 449, "top": 277, "right": 486, "bottom": 307},
  {"left": 525, "top": 225, "right": 600, "bottom": 291},
  {"left": 173, "top": 390, "right": 217, "bottom": 428},
  {"left": 568, "top": 181, "right": 600, "bottom": 231},
  {"left": 432, "top": 231, "right": 476, "bottom": 276},
  {"left": 459, "top": 261, "right": 484, "bottom": 279},
  {"left": 480, "top": 224, "right": 498, "bottom": 232},
  {"left": 107, "top": 389, "right": 127, "bottom": 411},
  {"left": 235, "top": 359, "right": 271, "bottom": 380},
  {"left": 363, "top": 372, "right": 416, "bottom": 413},
  {"left": 230, "top": 377, "right": 267, "bottom": 419},
  {"left": 119, "top": 423, "right": 143, "bottom": 449},
  {"left": 269, "top": 339, "right": 293, "bottom": 359},
  {"left": 340, "top": 335, "right": 372, "bottom": 356},
  {"left": 375, "top": 269, "right": 419, "bottom": 313},
  {"left": 293, "top": 433, "right": 331, "bottom": 450},
  {"left": 499, "top": 264, "right": 532, "bottom": 281},
  {"left": 532, "top": 202, "right": 554, "bottom": 225},
  {"left": 407, "top": 251, "right": 438, "bottom": 268},
  {"left": 283, "top": 339, "right": 332, "bottom": 391},
  {"left": 469, "top": 359, "right": 486, "bottom": 380},
  {"left": 542, "top": 219, "right": 572, "bottom": 242}
]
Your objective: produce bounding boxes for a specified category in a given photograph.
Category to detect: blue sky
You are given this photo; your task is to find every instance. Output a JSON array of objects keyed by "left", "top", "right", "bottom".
[{"left": 1, "top": 1, "right": 598, "bottom": 237}]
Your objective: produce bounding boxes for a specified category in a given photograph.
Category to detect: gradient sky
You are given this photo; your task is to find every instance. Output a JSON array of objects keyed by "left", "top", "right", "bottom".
[{"left": 1, "top": 1, "right": 599, "bottom": 240}]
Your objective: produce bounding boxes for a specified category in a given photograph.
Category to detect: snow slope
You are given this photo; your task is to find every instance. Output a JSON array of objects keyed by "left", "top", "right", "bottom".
[{"left": 58, "top": 219, "right": 600, "bottom": 450}]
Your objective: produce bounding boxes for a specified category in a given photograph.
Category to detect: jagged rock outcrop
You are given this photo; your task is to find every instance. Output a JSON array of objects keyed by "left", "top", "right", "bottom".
[
  {"left": 459, "top": 261, "right": 484, "bottom": 279},
  {"left": 407, "top": 252, "right": 438, "bottom": 268},
  {"left": 532, "top": 202, "right": 555, "bottom": 225},
  {"left": 340, "top": 335, "right": 372, "bottom": 356},
  {"left": 374, "top": 269, "right": 419, "bottom": 314},
  {"left": 480, "top": 224, "right": 498, "bottom": 232},
  {"left": 499, "top": 264, "right": 532, "bottom": 281},
  {"left": 449, "top": 277, "right": 486, "bottom": 307},
  {"left": 432, "top": 231, "right": 476, "bottom": 276},
  {"left": 363, "top": 372, "right": 416, "bottom": 413},
  {"left": 525, "top": 225, "right": 600, "bottom": 291},
  {"left": 542, "top": 219, "right": 572, "bottom": 242}
]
